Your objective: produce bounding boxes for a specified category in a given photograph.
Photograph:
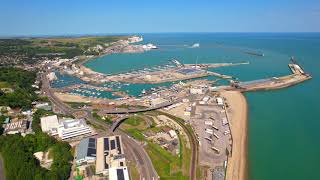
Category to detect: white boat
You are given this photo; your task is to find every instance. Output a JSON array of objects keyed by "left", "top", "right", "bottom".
[{"left": 191, "top": 43, "right": 200, "bottom": 48}]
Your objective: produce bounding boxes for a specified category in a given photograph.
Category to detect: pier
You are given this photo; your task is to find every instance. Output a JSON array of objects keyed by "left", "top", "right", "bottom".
[{"left": 218, "top": 62, "right": 312, "bottom": 92}]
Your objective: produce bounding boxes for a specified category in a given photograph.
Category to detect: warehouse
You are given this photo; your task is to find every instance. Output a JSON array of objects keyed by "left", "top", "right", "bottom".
[{"left": 76, "top": 137, "right": 97, "bottom": 165}]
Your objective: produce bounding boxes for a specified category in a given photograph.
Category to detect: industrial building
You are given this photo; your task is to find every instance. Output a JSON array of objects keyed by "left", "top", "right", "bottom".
[
  {"left": 96, "top": 136, "right": 126, "bottom": 176},
  {"left": 76, "top": 137, "right": 97, "bottom": 165},
  {"left": 109, "top": 167, "right": 130, "bottom": 180}
]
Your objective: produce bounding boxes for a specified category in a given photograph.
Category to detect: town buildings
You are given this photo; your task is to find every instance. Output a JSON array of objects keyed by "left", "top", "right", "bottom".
[{"left": 40, "top": 115, "right": 93, "bottom": 140}]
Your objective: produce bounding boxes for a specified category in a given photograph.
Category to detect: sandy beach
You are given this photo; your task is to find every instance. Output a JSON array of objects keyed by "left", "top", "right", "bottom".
[{"left": 221, "top": 91, "right": 248, "bottom": 180}]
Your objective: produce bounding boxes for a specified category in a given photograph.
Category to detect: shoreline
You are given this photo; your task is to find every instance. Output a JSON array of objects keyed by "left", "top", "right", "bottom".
[{"left": 221, "top": 91, "right": 248, "bottom": 180}]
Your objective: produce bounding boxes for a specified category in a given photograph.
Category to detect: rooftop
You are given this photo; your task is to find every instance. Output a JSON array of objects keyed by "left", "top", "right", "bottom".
[
  {"left": 176, "top": 68, "right": 205, "bottom": 75},
  {"left": 76, "top": 137, "right": 97, "bottom": 162},
  {"left": 40, "top": 115, "right": 59, "bottom": 133}
]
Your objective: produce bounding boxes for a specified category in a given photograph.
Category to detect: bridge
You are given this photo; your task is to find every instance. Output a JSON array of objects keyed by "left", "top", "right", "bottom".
[
  {"left": 102, "top": 102, "right": 173, "bottom": 114},
  {"left": 111, "top": 115, "right": 130, "bottom": 132},
  {"left": 108, "top": 102, "right": 173, "bottom": 131}
]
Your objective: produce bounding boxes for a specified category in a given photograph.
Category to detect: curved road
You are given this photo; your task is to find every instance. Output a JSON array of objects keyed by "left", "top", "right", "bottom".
[{"left": 41, "top": 72, "right": 158, "bottom": 180}]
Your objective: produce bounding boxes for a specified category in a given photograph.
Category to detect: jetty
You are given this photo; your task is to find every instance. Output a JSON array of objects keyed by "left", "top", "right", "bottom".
[{"left": 218, "top": 60, "right": 311, "bottom": 92}]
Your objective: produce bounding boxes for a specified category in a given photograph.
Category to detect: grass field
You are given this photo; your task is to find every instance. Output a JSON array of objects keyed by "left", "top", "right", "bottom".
[
  {"left": 121, "top": 112, "right": 191, "bottom": 179},
  {"left": 127, "top": 161, "right": 140, "bottom": 180},
  {"left": 125, "top": 129, "right": 145, "bottom": 141},
  {"left": 124, "top": 116, "right": 143, "bottom": 126},
  {"left": 145, "top": 142, "right": 189, "bottom": 180}
]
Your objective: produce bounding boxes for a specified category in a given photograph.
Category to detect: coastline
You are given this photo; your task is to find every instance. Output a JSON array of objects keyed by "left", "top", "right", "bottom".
[{"left": 221, "top": 91, "right": 248, "bottom": 180}]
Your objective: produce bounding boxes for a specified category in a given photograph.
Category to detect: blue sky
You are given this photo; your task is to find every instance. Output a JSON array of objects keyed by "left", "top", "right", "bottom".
[{"left": 0, "top": 0, "right": 319, "bottom": 36}]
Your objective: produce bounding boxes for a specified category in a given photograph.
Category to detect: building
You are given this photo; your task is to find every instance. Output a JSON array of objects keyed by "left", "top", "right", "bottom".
[
  {"left": 3, "top": 120, "right": 29, "bottom": 135},
  {"left": 96, "top": 136, "right": 126, "bottom": 176},
  {"left": 40, "top": 115, "right": 59, "bottom": 136},
  {"left": 57, "top": 119, "right": 92, "bottom": 140},
  {"left": 35, "top": 102, "right": 52, "bottom": 111},
  {"left": 168, "top": 130, "right": 178, "bottom": 139},
  {"left": 216, "top": 97, "right": 224, "bottom": 106},
  {"left": 176, "top": 68, "right": 204, "bottom": 75},
  {"left": 109, "top": 167, "right": 130, "bottom": 180},
  {"left": 41, "top": 116, "right": 92, "bottom": 140},
  {"left": 149, "top": 98, "right": 169, "bottom": 107},
  {"left": 190, "top": 87, "right": 206, "bottom": 94},
  {"left": 76, "top": 137, "right": 97, "bottom": 165}
]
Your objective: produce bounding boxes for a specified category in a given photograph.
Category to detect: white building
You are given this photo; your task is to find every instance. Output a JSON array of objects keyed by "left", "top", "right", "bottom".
[
  {"left": 168, "top": 130, "right": 178, "bottom": 139},
  {"left": 57, "top": 119, "right": 92, "bottom": 140},
  {"left": 190, "top": 87, "right": 205, "bottom": 94},
  {"left": 109, "top": 167, "right": 130, "bottom": 180},
  {"left": 40, "top": 115, "right": 59, "bottom": 135},
  {"left": 216, "top": 97, "right": 224, "bottom": 106},
  {"left": 40, "top": 116, "right": 92, "bottom": 140}
]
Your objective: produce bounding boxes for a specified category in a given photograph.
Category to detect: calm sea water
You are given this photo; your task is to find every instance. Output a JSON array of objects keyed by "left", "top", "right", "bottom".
[{"left": 85, "top": 33, "right": 320, "bottom": 180}]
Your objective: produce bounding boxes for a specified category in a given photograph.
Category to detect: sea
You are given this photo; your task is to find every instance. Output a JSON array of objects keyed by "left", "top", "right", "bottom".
[{"left": 58, "top": 33, "right": 320, "bottom": 180}]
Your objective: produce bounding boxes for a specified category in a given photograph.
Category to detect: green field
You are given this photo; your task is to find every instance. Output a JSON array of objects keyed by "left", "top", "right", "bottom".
[
  {"left": 124, "top": 116, "right": 143, "bottom": 126},
  {"left": 121, "top": 112, "right": 191, "bottom": 179}
]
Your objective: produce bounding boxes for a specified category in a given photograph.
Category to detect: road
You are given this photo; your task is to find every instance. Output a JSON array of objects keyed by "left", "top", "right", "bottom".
[
  {"left": 101, "top": 101, "right": 173, "bottom": 114},
  {"left": 0, "top": 153, "right": 5, "bottom": 180},
  {"left": 41, "top": 72, "right": 158, "bottom": 180}
]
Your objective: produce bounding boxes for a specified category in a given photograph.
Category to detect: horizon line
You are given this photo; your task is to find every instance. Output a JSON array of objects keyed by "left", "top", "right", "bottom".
[{"left": 1, "top": 31, "right": 320, "bottom": 39}]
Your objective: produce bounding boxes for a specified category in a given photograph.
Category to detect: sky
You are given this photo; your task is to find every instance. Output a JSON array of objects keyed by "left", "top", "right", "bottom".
[{"left": 0, "top": 0, "right": 320, "bottom": 36}]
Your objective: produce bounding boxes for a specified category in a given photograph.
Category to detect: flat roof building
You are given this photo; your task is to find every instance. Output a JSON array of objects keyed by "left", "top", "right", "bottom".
[
  {"left": 96, "top": 136, "right": 126, "bottom": 176},
  {"left": 40, "top": 115, "right": 59, "bottom": 136},
  {"left": 216, "top": 97, "right": 224, "bottom": 106},
  {"left": 57, "top": 118, "right": 92, "bottom": 140},
  {"left": 109, "top": 167, "right": 130, "bottom": 180}
]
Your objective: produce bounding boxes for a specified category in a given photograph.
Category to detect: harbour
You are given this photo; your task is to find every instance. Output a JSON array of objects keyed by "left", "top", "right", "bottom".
[{"left": 47, "top": 33, "right": 320, "bottom": 180}]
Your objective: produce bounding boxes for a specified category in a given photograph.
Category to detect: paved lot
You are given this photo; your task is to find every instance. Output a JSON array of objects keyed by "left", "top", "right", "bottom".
[{"left": 190, "top": 96, "right": 232, "bottom": 175}]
